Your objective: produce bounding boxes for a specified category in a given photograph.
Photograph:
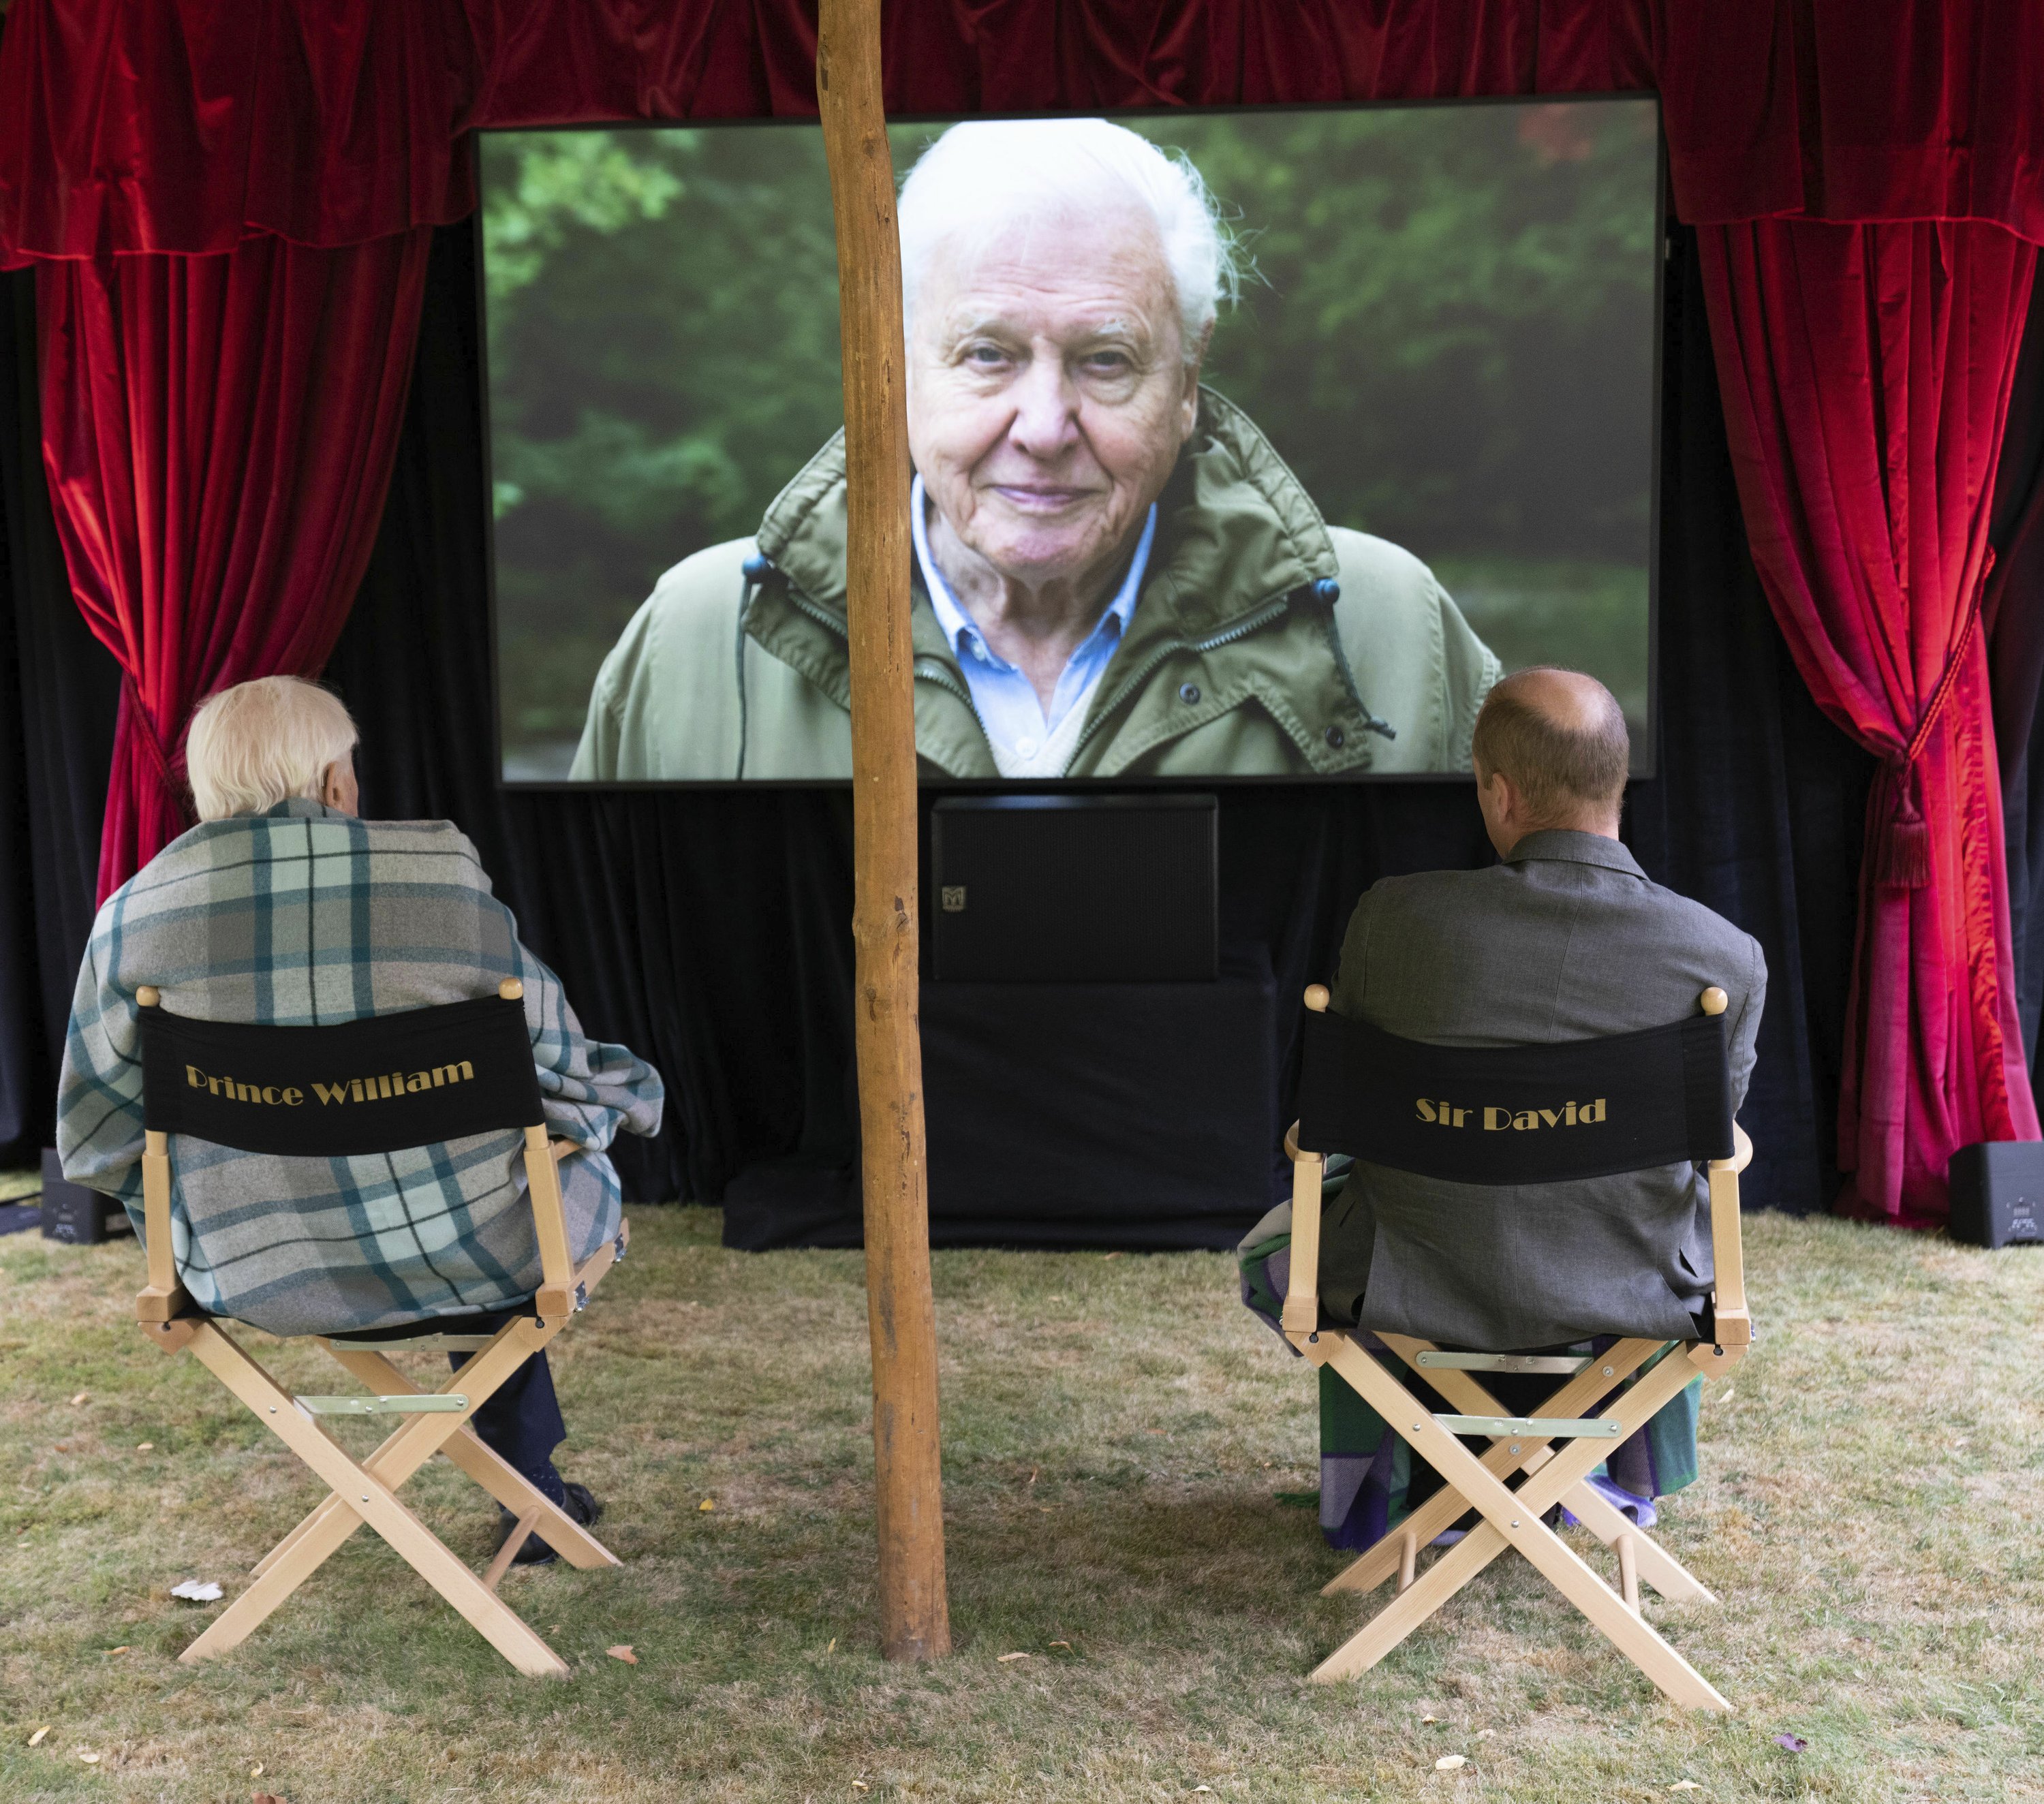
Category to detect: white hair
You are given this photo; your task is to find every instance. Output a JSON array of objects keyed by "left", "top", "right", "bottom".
[
  {"left": 185, "top": 676, "right": 358, "bottom": 822},
  {"left": 897, "top": 119, "right": 1240, "bottom": 361}
]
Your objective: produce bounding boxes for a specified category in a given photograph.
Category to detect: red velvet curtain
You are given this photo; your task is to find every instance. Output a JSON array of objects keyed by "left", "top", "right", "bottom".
[
  {"left": 36, "top": 232, "right": 433, "bottom": 896},
  {"left": 1699, "top": 221, "right": 2042, "bottom": 1222}
]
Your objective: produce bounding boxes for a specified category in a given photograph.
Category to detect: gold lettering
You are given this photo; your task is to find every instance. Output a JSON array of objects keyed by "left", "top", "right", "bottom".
[
  {"left": 1512, "top": 1109, "right": 1538, "bottom": 1130},
  {"left": 1453, "top": 1107, "right": 1470, "bottom": 1128},
  {"left": 1583, "top": 1098, "right": 1607, "bottom": 1124},
  {"left": 313, "top": 1081, "right": 348, "bottom": 1105},
  {"left": 1538, "top": 1108, "right": 1560, "bottom": 1128},
  {"left": 1416, "top": 1098, "right": 1436, "bottom": 1124},
  {"left": 350, "top": 1078, "right": 365, "bottom": 1102},
  {"left": 234, "top": 1081, "right": 260, "bottom": 1104},
  {"left": 185, "top": 1064, "right": 207, "bottom": 1089},
  {"left": 281, "top": 1087, "right": 303, "bottom": 1106},
  {"left": 433, "top": 1061, "right": 474, "bottom": 1087},
  {"left": 1484, "top": 1107, "right": 1508, "bottom": 1130},
  {"left": 1565, "top": 1100, "right": 1577, "bottom": 1125},
  {"left": 260, "top": 1086, "right": 281, "bottom": 1105},
  {"left": 406, "top": 1070, "right": 431, "bottom": 1094}
]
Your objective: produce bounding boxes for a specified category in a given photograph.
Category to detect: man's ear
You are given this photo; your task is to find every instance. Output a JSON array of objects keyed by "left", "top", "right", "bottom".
[{"left": 1179, "top": 324, "right": 1213, "bottom": 439}]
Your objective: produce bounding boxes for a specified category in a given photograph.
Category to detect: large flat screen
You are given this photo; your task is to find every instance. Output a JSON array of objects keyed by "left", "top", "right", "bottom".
[{"left": 481, "top": 99, "right": 1662, "bottom": 786}]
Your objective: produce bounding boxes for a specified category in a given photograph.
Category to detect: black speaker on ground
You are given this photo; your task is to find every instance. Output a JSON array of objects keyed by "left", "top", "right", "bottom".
[
  {"left": 929, "top": 793, "right": 1217, "bottom": 982},
  {"left": 1947, "top": 1141, "right": 2044, "bottom": 1248},
  {"left": 40, "top": 1147, "right": 131, "bottom": 1245}
]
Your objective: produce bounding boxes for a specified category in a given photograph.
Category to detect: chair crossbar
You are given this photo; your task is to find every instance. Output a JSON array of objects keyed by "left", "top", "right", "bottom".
[
  {"left": 317, "top": 1335, "right": 495, "bottom": 1352},
  {"left": 295, "top": 1393, "right": 469, "bottom": 1416},
  {"left": 1414, "top": 1351, "right": 1584, "bottom": 1374},
  {"left": 1430, "top": 1411, "right": 1622, "bottom": 1439}
]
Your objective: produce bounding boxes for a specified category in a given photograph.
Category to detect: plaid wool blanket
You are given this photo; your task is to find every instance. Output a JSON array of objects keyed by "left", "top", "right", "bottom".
[{"left": 58, "top": 800, "right": 664, "bottom": 1336}]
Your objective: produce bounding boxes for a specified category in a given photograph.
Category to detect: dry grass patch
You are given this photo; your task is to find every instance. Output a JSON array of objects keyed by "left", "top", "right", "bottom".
[{"left": 0, "top": 1206, "right": 2039, "bottom": 1801}]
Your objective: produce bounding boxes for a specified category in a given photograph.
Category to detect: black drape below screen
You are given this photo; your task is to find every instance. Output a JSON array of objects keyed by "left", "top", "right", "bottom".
[{"left": 1, "top": 221, "right": 1897, "bottom": 1218}]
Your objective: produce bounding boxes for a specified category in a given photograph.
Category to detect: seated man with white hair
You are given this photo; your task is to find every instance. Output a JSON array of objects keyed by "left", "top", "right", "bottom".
[
  {"left": 59, "top": 676, "right": 664, "bottom": 1565},
  {"left": 575, "top": 116, "right": 1500, "bottom": 781}
]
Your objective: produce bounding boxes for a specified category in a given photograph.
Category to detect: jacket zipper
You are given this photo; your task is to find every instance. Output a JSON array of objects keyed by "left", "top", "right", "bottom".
[{"left": 775, "top": 572, "right": 982, "bottom": 713}]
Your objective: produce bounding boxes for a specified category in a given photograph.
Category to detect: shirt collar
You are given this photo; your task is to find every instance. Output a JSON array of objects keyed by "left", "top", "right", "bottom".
[
  {"left": 1502, "top": 828, "right": 1644, "bottom": 877},
  {"left": 911, "top": 473, "right": 1155, "bottom": 668}
]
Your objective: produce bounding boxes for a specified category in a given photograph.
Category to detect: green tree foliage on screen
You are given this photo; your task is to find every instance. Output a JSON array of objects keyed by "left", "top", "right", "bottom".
[{"left": 480, "top": 105, "right": 1658, "bottom": 766}]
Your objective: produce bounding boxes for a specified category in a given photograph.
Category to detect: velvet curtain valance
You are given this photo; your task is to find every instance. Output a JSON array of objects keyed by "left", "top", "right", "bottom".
[
  {"left": 7, "top": 1, "right": 2044, "bottom": 260},
  {"left": 3, "top": 0, "right": 2043, "bottom": 1222}
]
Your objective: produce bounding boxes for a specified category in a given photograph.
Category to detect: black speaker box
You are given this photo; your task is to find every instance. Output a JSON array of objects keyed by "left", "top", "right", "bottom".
[
  {"left": 1947, "top": 1140, "right": 2044, "bottom": 1249},
  {"left": 40, "top": 1148, "right": 133, "bottom": 1245},
  {"left": 929, "top": 793, "right": 1217, "bottom": 982}
]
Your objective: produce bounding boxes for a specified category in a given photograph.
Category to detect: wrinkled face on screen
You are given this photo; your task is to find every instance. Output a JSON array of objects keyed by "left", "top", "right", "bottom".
[{"left": 481, "top": 100, "right": 1662, "bottom": 786}]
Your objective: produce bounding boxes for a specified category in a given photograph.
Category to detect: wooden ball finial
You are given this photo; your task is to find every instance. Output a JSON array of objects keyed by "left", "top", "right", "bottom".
[
  {"left": 1304, "top": 984, "right": 1331, "bottom": 1013},
  {"left": 1700, "top": 986, "right": 1728, "bottom": 1016},
  {"left": 136, "top": 985, "right": 161, "bottom": 1008},
  {"left": 498, "top": 978, "right": 524, "bottom": 1002}
]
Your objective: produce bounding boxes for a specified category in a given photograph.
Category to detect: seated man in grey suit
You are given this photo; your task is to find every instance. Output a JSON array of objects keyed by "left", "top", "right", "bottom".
[
  {"left": 1242, "top": 666, "right": 1765, "bottom": 1546},
  {"left": 1318, "top": 665, "right": 1767, "bottom": 1348}
]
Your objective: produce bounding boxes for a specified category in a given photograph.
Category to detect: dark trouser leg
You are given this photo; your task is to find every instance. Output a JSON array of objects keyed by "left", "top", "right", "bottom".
[{"left": 452, "top": 1343, "right": 567, "bottom": 1507}]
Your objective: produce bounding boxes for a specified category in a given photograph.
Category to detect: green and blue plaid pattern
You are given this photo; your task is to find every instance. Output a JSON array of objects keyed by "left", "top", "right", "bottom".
[{"left": 59, "top": 800, "right": 664, "bottom": 1336}]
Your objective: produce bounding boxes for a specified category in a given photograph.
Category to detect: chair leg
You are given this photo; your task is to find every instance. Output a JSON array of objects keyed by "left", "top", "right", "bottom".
[
  {"left": 1382, "top": 1344, "right": 1718, "bottom": 1608},
  {"left": 322, "top": 1346, "right": 621, "bottom": 1572},
  {"left": 1321, "top": 1337, "right": 1662, "bottom": 1596},
  {"left": 482, "top": 1510, "right": 542, "bottom": 1593},
  {"left": 180, "top": 1321, "right": 568, "bottom": 1677},
  {"left": 1312, "top": 1338, "right": 1729, "bottom": 1711}
]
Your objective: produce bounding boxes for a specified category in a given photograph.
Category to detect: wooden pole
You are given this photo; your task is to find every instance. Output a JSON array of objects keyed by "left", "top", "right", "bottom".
[{"left": 816, "top": 0, "right": 952, "bottom": 1663}]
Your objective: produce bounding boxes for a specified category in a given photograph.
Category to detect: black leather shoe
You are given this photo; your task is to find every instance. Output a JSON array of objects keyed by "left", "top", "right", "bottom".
[{"left": 495, "top": 1480, "right": 602, "bottom": 1567}]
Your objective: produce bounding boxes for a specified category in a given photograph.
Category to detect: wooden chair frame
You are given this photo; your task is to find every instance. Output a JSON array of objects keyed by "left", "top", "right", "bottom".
[
  {"left": 131, "top": 978, "right": 623, "bottom": 1679},
  {"left": 1280, "top": 984, "right": 1753, "bottom": 1711}
]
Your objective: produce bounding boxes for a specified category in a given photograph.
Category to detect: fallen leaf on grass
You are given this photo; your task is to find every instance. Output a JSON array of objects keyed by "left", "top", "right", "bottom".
[
  {"left": 1670, "top": 1785, "right": 1704, "bottom": 1794},
  {"left": 1421, "top": 1714, "right": 1439, "bottom": 1724},
  {"left": 1049, "top": 1640, "right": 1072, "bottom": 1650},
  {"left": 171, "top": 1578, "right": 223, "bottom": 1602},
  {"left": 698, "top": 1499, "right": 714, "bottom": 1512},
  {"left": 997, "top": 1651, "right": 1032, "bottom": 1663},
  {"left": 1474, "top": 1729, "right": 1494, "bottom": 1739},
  {"left": 251, "top": 1763, "right": 263, "bottom": 1777},
  {"left": 1103, "top": 1251, "right": 1123, "bottom": 1260},
  {"left": 136, "top": 1442, "right": 154, "bottom": 1452},
  {"left": 1774, "top": 1733, "right": 1808, "bottom": 1753},
  {"left": 1436, "top": 1754, "right": 1468, "bottom": 1771},
  {"left": 78, "top": 1750, "right": 100, "bottom": 1764},
  {"left": 27, "top": 1726, "right": 48, "bottom": 1746},
  {"left": 606, "top": 1645, "right": 638, "bottom": 1664},
  {"left": 106, "top": 1646, "right": 131, "bottom": 1656},
  {"left": 70, "top": 1392, "right": 89, "bottom": 1406},
  {"left": 826, "top": 1638, "right": 836, "bottom": 1653},
  {"left": 852, "top": 1782, "right": 869, "bottom": 1794}
]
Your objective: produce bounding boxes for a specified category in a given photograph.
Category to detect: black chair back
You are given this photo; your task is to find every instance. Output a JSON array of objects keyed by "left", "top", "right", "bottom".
[
  {"left": 1295, "top": 1009, "right": 1732, "bottom": 1185},
  {"left": 139, "top": 995, "right": 541, "bottom": 1157}
]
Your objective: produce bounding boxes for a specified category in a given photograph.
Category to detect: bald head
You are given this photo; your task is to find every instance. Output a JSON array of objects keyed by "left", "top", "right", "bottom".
[{"left": 1470, "top": 668, "right": 1629, "bottom": 852}]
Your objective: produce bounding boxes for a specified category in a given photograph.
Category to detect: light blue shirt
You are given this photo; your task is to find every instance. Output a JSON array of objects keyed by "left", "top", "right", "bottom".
[{"left": 912, "top": 476, "right": 1156, "bottom": 775}]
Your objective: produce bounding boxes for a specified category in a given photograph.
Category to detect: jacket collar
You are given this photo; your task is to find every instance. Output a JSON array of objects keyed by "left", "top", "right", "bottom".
[{"left": 1503, "top": 828, "right": 1644, "bottom": 877}]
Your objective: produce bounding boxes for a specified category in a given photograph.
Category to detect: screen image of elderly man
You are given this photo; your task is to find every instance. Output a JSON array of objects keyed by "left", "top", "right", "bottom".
[
  {"left": 572, "top": 118, "right": 1502, "bottom": 781},
  {"left": 59, "top": 677, "right": 664, "bottom": 1565},
  {"left": 1238, "top": 669, "right": 1766, "bottom": 1549}
]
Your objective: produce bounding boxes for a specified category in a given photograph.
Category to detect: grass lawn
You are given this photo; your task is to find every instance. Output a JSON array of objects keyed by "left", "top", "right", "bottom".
[{"left": 1, "top": 1207, "right": 2039, "bottom": 1802}]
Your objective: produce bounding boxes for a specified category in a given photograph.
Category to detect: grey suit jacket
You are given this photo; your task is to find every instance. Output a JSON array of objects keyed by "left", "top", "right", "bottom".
[{"left": 1315, "top": 828, "right": 1766, "bottom": 1350}]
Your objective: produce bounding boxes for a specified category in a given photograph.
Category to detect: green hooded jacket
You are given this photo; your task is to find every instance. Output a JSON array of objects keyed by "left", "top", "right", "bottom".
[{"left": 572, "top": 390, "right": 1501, "bottom": 780}]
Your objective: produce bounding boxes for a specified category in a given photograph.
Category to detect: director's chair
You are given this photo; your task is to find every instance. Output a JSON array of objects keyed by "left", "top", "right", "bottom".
[
  {"left": 1280, "top": 983, "right": 1752, "bottom": 1711},
  {"left": 131, "top": 978, "right": 625, "bottom": 1679}
]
